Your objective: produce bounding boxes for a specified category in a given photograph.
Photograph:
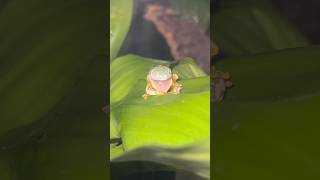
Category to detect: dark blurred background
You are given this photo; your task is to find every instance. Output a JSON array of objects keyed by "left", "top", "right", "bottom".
[
  {"left": 119, "top": 0, "right": 173, "bottom": 60},
  {"left": 120, "top": 0, "right": 320, "bottom": 72},
  {"left": 273, "top": 0, "right": 320, "bottom": 43},
  {"left": 213, "top": 0, "right": 320, "bottom": 44}
]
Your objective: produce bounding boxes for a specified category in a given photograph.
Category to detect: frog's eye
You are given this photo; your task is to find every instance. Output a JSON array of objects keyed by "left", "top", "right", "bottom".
[{"left": 149, "top": 65, "right": 172, "bottom": 80}]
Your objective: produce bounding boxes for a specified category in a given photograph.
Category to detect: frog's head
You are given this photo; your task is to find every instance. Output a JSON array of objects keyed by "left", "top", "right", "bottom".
[{"left": 148, "top": 65, "right": 173, "bottom": 93}]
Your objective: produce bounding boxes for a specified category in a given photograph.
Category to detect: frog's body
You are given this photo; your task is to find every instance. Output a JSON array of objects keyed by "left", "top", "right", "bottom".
[{"left": 143, "top": 65, "right": 182, "bottom": 99}]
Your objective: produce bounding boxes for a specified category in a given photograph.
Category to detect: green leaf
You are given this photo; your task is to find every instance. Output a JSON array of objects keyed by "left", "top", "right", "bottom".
[
  {"left": 214, "top": 46, "right": 320, "bottom": 179},
  {"left": 215, "top": 96, "right": 320, "bottom": 180},
  {"left": 110, "top": 144, "right": 125, "bottom": 160},
  {"left": 0, "top": 0, "right": 106, "bottom": 138},
  {"left": 11, "top": 56, "right": 107, "bottom": 179},
  {"left": 0, "top": 0, "right": 107, "bottom": 179},
  {"left": 216, "top": 45, "right": 320, "bottom": 102},
  {"left": 110, "top": 0, "right": 133, "bottom": 61},
  {"left": 110, "top": 55, "right": 206, "bottom": 104},
  {"left": 116, "top": 77, "right": 209, "bottom": 149},
  {"left": 110, "top": 112, "right": 120, "bottom": 139},
  {"left": 115, "top": 77, "right": 210, "bottom": 149},
  {"left": 110, "top": 55, "right": 210, "bottom": 178}
]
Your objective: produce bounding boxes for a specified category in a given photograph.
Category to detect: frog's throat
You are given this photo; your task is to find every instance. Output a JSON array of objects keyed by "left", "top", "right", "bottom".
[{"left": 149, "top": 76, "right": 173, "bottom": 93}]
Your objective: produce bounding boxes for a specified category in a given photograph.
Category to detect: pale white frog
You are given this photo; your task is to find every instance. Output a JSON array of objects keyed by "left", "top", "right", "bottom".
[{"left": 143, "top": 65, "right": 182, "bottom": 99}]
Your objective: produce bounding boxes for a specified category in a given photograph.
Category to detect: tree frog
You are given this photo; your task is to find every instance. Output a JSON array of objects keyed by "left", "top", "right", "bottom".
[{"left": 143, "top": 65, "right": 182, "bottom": 99}]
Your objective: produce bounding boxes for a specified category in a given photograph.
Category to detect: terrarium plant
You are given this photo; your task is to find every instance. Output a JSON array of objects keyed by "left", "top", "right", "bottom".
[{"left": 110, "top": 0, "right": 210, "bottom": 179}]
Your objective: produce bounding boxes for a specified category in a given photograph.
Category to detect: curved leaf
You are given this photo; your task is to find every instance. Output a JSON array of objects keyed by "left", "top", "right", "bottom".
[
  {"left": 110, "top": 55, "right": 206, "bottom": 104},
  {"left": 110, "top": 55, "right": 210, "bottom": 178},
  {"left": 214, "top": 46, "right": 320, "bottom": 179},
  {"left": 110, "top": 0, "right": 133, "bottom": 61},
  {"left": 0, "top": 0, "right": 105, "bottom": 138},
  {"left": 0, "top": 0, "right": 107, "bottom": 179},
  {"left": 11, "top": 57, "right": 107, "bottom": 179},
  {"left": 116, "top": 77, "right": 209, "bottom": 149},
  {"left": 216, "top": 45, "right": 320, "bottom": 102},
  {"left": 110, "top": 112, "right": 120, "bottom": 139}
]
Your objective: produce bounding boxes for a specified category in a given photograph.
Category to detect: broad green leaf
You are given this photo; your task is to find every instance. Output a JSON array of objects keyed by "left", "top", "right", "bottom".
[
  {"left": 110, "top": 144, "right": 125, "bottom": 160},
  {"left": 110, "top": 0, "right": 133, "bottom": 61},
  {"left": 110, "top": 55, "right": 210, "bottom": 178},
  {"left": 0, "top": 0, "right": 106, "bottom": 138},
  {"left": 215, "top": 96, "right": 320, "bottom": 180},
  {"left": 38, "top": 57, "right": 107, "bottom": 138},
  {"left": 110, "top": 112, "right": 120, "bottom": 139},
  {"left": 214, "top": 46, "right": 320, "bottom": 179},
  {"left": 172, "top": 58, "right": 207, "bottom": 78},
  {"left": 215, "top": 45, "right": 320, "bottom": 102},
  {"left": 10, "top": 57, "right": 107, "bottom": 179},
  {"left": 116, "top": 77, "right": 209, "bottom": 149},
  {"left": 110, "top": 55, "right": 206, "bottom": 104},
  {"left": 0, "top": 0, "right": 107, "bottom": 179},
  {"left": 213, "top": 0, "right": 309, "bottom": 56}
]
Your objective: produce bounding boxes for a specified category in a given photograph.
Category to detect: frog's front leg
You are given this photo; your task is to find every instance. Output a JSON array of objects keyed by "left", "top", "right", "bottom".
[
  {"left": 143, "top": 82, "right": 166, "bottom": 100},
  {"left": 143, "top": 83, "right": 155, "bottom": 99},
  {"left": 170, "top": 73, "right": 183, "bottom": 94}
]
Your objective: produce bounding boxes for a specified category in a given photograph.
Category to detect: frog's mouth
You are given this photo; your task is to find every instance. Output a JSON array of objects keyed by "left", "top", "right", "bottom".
[{"left": 151, "top": 78, "right": 173, "bottom": 93}]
